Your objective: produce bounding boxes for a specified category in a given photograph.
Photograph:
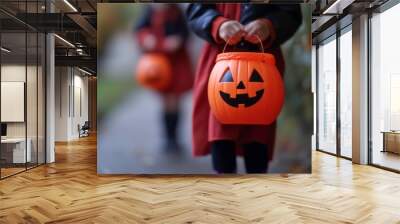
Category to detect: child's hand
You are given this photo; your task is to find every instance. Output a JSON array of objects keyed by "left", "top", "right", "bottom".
[
  {"left": 142, "top": 34, "right": 157, "bottom": 51},
  {"left": 243, "top": 19, "right": 272, "bottom": 44},
  {"left": 218, "top": 20, "right": 245, "bottom": 45},
  {"left": 163, "top": 36, "right": 182, "bottom": 52}
]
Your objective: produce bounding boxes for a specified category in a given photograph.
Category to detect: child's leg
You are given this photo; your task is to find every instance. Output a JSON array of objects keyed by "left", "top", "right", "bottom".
[
  {"left": 211, "top": 140, "right": 237, "bottom": 173},
  {"left": 242, "top": 142, "right": 268, "bottom": 173},
  {"left": 163, "top": 94, "right": 179, "bottom": 148}
]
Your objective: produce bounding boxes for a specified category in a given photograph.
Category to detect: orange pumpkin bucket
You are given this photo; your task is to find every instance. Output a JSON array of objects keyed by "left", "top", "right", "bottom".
[
  {"left": 208, "top": 39, "right": 284, "bottom": 125},
  {"left": 136, "top": 53, "right": 172, "bottom": 91}
]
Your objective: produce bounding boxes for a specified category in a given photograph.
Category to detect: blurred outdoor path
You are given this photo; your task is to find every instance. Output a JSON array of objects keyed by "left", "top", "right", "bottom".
[{"left": 98, "top": 89, "right": 249, "bottom": 174}]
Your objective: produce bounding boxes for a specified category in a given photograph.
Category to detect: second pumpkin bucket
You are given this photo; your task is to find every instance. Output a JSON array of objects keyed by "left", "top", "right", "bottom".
[{"left": 136, "top": 53, "right": 172, "bottom": 91}]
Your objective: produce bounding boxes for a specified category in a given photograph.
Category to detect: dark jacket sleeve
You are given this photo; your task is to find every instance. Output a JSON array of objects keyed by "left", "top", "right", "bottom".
[
  {"left": 185, "top": 4, "right": 220, "bottom": 43},
  {"left": 165, "top": 6, "right": 190, "bottom": 42},
  {"left": 178, "top": 10, "right": 190, "bottom": 41},
  {"left": 135, "top": 6, "right": 152, "bottom": 32},
  {"left": 262, "top": 5, "right": 302, "bottom": 45}
]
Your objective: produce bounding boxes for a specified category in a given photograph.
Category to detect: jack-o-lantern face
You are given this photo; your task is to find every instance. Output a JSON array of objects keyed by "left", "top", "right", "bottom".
[
  {"left": 208, "top": 52, "right": 284, "bottom": 125},
  {"left": 219, "top": 69, "right": 264, "bottom": 108}
]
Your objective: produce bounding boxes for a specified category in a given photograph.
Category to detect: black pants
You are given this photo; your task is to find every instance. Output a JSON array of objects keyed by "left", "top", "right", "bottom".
[
  {"left": 163, "top": 111, "right": 179, "bottom": 144},
  {"left": 211, "top": 140, "right": 269, "bottom": 174}
]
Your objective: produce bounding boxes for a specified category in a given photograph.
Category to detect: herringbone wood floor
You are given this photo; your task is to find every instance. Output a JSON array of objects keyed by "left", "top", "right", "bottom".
[{"left": 1, "top": 134, "right": 400, "bottom": 224}]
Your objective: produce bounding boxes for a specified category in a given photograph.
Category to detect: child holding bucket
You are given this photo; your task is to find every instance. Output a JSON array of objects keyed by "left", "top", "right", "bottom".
[
  {"left": 186, "top": 4, "right": 302, "bottom": 173},
  {"left": 135, "top": 4, "right": 193, "bottom": 150}
]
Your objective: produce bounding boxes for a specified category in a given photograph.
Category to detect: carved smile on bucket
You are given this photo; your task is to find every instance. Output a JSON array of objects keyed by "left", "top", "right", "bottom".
[{"left": 219, "top": 89, "right": 264, "bottom": 107}]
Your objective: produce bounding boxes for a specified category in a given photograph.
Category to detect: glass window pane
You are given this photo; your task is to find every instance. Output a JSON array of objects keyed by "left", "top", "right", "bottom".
[
  {"left": 339, "top": 29, "right": 352, "bottom": 158},
  {"left": 371, "top": 4, "right": 400, "bottom": 171},
  {"left": 317, "top": 37, "right": 337, "bottom": 154}
]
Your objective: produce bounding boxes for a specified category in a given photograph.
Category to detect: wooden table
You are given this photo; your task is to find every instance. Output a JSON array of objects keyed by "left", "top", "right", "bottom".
[{"left": 381, "top": 131, "right": 400, "bottom": 154}]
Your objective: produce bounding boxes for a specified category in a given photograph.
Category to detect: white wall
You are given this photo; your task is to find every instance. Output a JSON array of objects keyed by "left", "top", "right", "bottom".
[
  {"left": 1, "top": 66, "right": 26, "bottom": 137},
  {"left": 71, "top": 73, "right": 89, "bottom": 138},
  {"left": 55, "top": 67, "right": 89, "bottom": 141},
  {"left": 55, "top": 66, "right": 70, "bottom": 141}
]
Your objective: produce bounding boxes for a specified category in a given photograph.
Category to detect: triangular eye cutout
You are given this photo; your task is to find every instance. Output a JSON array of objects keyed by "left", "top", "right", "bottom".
[
  {"left": 249, "top": 69, "right": 263, "bottom": 82},
  {"left": 220, "top": 69, "right": 234, "bottom": 82}
]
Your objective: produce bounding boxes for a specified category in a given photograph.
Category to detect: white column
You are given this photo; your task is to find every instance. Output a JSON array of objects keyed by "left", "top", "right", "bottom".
[
  {"left": 352, "top": 14, "right": 369, "bottom": 164},
  {"left": 45, "top": 1, "right": 56, "bottom": 163},
  {"left": 46, "top": 33, "right": 55, "bottom": 163}
]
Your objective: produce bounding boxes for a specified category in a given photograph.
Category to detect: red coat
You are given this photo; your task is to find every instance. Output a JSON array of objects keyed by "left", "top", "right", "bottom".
[
  {"left": 136, "top": 5, "right": 193, "bottom": 96},
  {"left": 190, "top": 4, "right": 292, "bottom": 160}
]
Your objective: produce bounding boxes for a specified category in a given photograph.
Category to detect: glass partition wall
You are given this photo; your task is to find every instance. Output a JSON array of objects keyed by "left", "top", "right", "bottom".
[
  {"left": 0, "top": 2, "right": 46, "bottom": 179},
  {"left": 316, "top": 25, "right": 353, "bottom": 159},
  {"left": 0, "top": 30, "right": 27, "bottom": 177}
]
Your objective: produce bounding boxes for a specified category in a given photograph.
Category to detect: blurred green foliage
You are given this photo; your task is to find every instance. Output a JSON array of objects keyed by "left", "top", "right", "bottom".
[
  {"left": 98, "top": 4, "right": 143, "bottom": 55},
  {"left": 278, "top": 4, "right": 313, "bottom": 153},
  {"left": 98, "top": 4, "right": 143, "bottom": 119},
  {"left": 98, "top": 77, "right": 136, "bottom": 119}
]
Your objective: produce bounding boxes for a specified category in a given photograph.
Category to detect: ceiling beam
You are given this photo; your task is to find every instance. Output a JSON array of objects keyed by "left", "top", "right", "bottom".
[
  {"left": 55, "top": 55, "right": 96, "bottom": 73},
  {"left": 67, "top": 13, "right": 97, "bottom": 39}
]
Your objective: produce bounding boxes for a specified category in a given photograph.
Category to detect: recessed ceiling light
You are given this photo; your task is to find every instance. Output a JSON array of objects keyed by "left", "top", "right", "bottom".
[
  {"left": 322, "top": 0, "right": 355, "bottom": 15},
  {"left": 78, "top": 67, "right": 93, "bottom": 76},
  {"left": 1, "top": 47, "right": 11, "bottom": 53},
  {"left": 323, "top": 0, "right": 342, "bottom": 15},
  {"left": 63, "top": 0, "right": 78, "bottom": 12},
  {"left": 54, "top": 34, "right": 75, "bottom": 48}
]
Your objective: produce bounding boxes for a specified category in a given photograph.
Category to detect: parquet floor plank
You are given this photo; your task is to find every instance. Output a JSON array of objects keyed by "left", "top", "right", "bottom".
[{"left": 0, "top": 134, "right": 400, "bottom": 223}]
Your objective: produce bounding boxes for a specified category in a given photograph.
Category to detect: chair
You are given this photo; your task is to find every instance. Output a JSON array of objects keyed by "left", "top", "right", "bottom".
[{"left": 78, "top": 121, "right": 90, "bottom": 138}]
